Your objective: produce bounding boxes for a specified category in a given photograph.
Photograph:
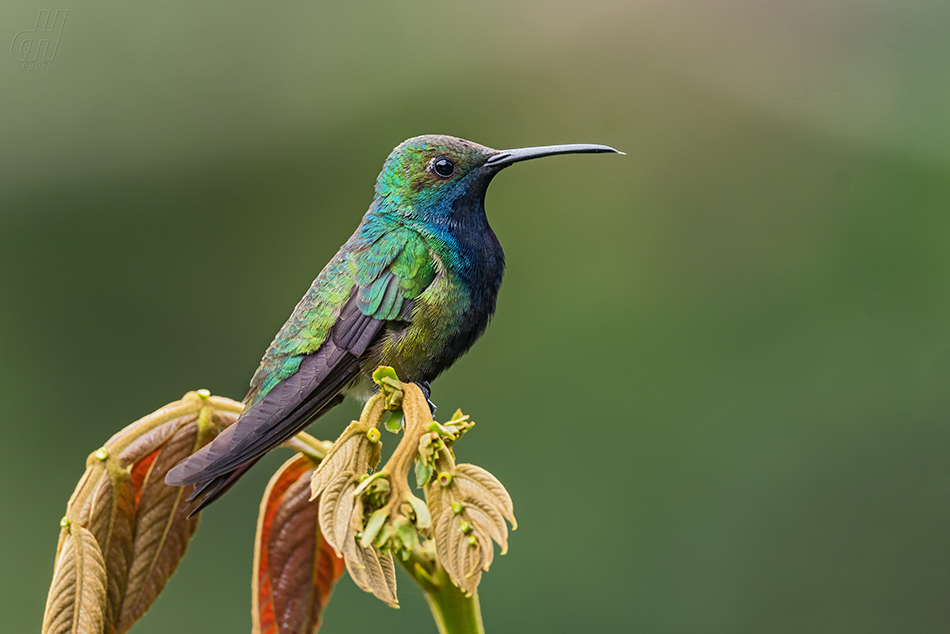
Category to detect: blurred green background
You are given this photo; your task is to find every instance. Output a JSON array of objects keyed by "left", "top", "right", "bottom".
[{"left": 3, "top": 1, "right": 949, "bottom": 632}]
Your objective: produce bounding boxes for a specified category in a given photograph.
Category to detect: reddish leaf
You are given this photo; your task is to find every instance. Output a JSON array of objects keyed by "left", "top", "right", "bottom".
[
  {"left": 129, "top": 447, "right": 160, "bottom": 507},
  {"left": 253, "top": 454, "right": 345, "bottom": 634}
]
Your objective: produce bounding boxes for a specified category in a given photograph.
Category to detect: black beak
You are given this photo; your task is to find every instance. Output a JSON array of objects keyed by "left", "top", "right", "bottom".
[{"left": 484, "top": 143, "right": 623, "bottom": 168}]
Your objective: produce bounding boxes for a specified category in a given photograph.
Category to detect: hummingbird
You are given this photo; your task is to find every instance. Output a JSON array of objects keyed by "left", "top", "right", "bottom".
[{"left": 166, "top": 135, "right": 622, "bottom": 511}]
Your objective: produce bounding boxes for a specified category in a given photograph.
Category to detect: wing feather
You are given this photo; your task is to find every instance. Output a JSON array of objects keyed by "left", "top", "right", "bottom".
[
  {"left": 164, "top": 226, "right": 437, "bottom": 511},
  {"left": 166, "top": 305, "right": 381, "bottom": 488}
]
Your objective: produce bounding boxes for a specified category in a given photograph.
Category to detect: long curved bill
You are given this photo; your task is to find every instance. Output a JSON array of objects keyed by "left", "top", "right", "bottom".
[{"left": 484, "top": 143, "right": 624, "bottom": 168}]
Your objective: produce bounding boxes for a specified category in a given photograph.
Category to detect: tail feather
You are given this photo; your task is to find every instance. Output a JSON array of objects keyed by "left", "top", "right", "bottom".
[
  {"left": 165, "top": 295, "right": 385, "bottom": 513},
  {"left": 181, "top": 394, "right": 345, "bottom": 515},
  {"left": 185, "top": 460, "right": 258, "bottom": 516}
]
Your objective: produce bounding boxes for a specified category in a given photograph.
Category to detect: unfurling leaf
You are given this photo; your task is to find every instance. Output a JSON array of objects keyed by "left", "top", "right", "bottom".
[
  {"left": 453, "top": 464, "right": 516, "bottom": 529},
  {"left": 310, "top": 434, "right": 364, "bottom": 503},
  {"left": 383, "top": 411, "right": 404, "bottom": 434},
  {"left": 44, "top": 391, "right": 244, "bottom": 634},
  {"left": 459, "top": 497, "right": 509, "bottom": 556},
  {"left": 434, "top": 511, "right": 492, "bottom": 596},
  {"left": 86, "top": 466, "right": 136, "bottom": 629},
  {"left": 316, "top": 472, "right": 399, "bottom": 607},
  {"left": 46, "top": 372, "right": 514, "bottom": 632},
  {"left": 115, "top": 418, "right": 214, "bottom": 632},
  {"left": 414, "top": 460, "right": 432, "bottom": 489},
  {"left": 361, "top": 508, "right": 391, "bottom": 547},
  {"left": 342, "top": 535, "right": 399, "bottom": 608},
  {"left": 425, "top": 461, "right": 516, "bottom": 593},
  {"left": 309, "top": 400, "right": 387, "bottom": 505},
  {"left": 405, "top": 494, "right": 431, "bottom": 530},
  {"left": 253, "top": 454, "right": 345, "bottom": 634},
  {"left": 310, "top": 379, "right": 515, "bottom": 605},
  {"left": 317, "top": 473, "right": 359, "bottom": 556},
  {"left": 42, "top": 524, "right": 108, "bottom": 634}
]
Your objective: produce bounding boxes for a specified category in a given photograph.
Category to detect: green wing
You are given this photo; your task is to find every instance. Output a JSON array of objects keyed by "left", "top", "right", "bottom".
[
  {"left": 166, "top": 225, "right": 438, "bottom": 511},
  {"left": 246, "top": 226, "right": 435, "bottom": 405},
  {"left": 357, "top": 229, "right": 435, "bottom": 320}
]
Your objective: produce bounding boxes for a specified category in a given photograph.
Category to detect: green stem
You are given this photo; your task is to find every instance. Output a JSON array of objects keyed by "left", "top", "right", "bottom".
[
  {"left": 422, "top": 584, "right": 484, "bottom": 634},
  {"left": 400, "top": 547, "right": 485, "bottom": 634}
]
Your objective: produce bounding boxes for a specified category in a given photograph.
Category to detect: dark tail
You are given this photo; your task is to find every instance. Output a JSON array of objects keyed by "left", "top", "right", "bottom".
[
  {"left": 175, "top": 392, "right": 345, "bottom": 516},
  {"left": 184, "top": 460, "right": 260, "bottom": 516},
  {"left": 168, "top": 304, "right": 385, "bottom": 515}
]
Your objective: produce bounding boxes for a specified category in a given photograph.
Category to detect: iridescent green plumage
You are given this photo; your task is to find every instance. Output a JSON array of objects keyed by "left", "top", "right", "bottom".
[
  {"left": 246, "top": 223, "right": 437, "bottom": 405},
  {"left": 166, "top": 135, "right": 621, "bottom": 510}
]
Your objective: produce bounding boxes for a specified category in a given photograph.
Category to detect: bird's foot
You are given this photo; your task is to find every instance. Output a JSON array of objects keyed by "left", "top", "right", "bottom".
[{"left": 414, "top": 381, "right": 437, "bottom": 416}]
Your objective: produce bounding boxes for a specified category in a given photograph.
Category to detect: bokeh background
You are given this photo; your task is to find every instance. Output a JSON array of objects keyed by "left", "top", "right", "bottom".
[{"left": 3, "top": 1, "right": 949, "bottom": 632}]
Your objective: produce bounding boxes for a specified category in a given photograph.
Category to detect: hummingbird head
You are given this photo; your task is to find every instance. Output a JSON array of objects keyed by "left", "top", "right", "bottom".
[{"left": 373, "top": 134, "right": 622, "bottom": 223}]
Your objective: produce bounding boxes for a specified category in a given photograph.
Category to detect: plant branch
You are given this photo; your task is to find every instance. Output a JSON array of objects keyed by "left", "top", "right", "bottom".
[{"left": 399, "top": 545, "right": 485, "bottom": 634}]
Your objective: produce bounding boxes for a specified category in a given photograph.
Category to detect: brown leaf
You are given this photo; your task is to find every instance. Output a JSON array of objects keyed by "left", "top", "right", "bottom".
[
  {"left": 425, "top": 478, "right": 446, "bottom": 530},
  {"left": 317, "top": 472, "right": 356, "bottom": 555},
  {"left": 86, "top": 466, "right": 137, "bottom": 630},
  {"left": 115, "top": 419, "right": 210, "bottom": 632},
  {"left": 309, "top": 422, "right": 379, "bottom": 503},
  {"left": 343, "top": 537, "right": 398, "bottom": 607},
  {"left": 55, "top": 461, "right": 105, "bottom": 566},
  {"left": 454, "top": 464, "right": 516, "bottom": 528},
  {"left": 461, "top": 504, "right": 505, "bottom": 557},
  {"left": 310, "top": 433, "right": 360, "bottom": 502},
  {"left": 116, "top": 415, "right": 198, "bottom": 468},
  {"left": 375, "top": 548, "right": 398, "bottom": 605},
  {"left": 42, "top": 524, "right": 108, "bottom": 634},
  {"left": 434, "top": 509, "right": 456, "bottom": 587},
  {"left": 461, "top": 526, "right": 490, "bottom": 581},
  {"left": 253, "top": 454, "right": 345, "bottom": 634},
  {"left": 433, "top": 511, "right": 487, "bottom": 596},
  {"left": 315, "top": 469, "right": 399, "bottom": 606},
  {"left": 44, "top": 393, "right": 245, "bottom": 634}
]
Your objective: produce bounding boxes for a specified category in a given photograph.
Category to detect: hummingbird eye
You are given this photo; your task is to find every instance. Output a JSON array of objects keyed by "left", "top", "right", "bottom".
[{"left": 432, "top": 157, "right": 455, "bottom": 178}]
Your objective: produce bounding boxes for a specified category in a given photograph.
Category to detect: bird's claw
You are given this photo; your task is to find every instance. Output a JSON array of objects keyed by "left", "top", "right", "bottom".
[{"left": 415, "top": 381, "right": 437, "bottom": 416}]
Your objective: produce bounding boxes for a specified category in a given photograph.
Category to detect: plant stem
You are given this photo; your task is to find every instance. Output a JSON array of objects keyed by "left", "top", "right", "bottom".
[
  {"left": 422, "top": 584, "right": 484, "bottom": 634},
  {"left": 400, "top": 547, "right": 485, "bottom": 634}
]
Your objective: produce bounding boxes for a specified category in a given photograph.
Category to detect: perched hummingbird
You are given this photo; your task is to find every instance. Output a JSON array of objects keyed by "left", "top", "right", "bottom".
[{"left": 166, "top": 135, "right": 621, "bottom": 511}]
